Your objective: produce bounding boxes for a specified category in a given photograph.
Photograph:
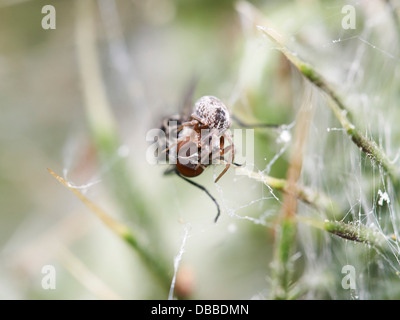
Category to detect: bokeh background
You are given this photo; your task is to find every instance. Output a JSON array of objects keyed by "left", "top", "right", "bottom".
[{"left": 1, "top": 0, "right": 400, "bottom": 299}]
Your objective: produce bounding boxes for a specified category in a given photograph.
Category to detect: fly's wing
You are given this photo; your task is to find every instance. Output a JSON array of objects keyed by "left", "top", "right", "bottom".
[
  {"left": 179, "top": 75, "right": 198, "bottom": 121},
  {"left": 158, "top": 114, "right": 180, "bottom": 163},
  {"left": 159, "top": 76, "right": 198, "bottom": 163}
]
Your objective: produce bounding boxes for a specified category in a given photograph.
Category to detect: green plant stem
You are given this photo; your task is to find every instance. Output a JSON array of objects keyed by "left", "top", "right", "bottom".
[
  {"left": 74, "top": 0, "right": 150, "bottom": 225},
  {"left": 48, "top": 169, "right": 172, "bottom": 293},
  {"left": 298, "top": 216, "right": 389, "bottom": 252},
  {"left": 235, "top": 166, "right": 339, "bottom": 218},
  {"left": 258, "top": 26, "right": 399, "bottom": 188},
  {"left": 73, "top": 0, "right": 171, "bottom": 296},
  {"left": 326, "top": 97, "right": 398, "bottom": 185},
  {"left": 271, "top": 85, "right": 314, "bottom": 299},
  {"left": 237, "top": 164, "right": 391, "bottom": 251},
  {"left": 385, "top": 0, "right": 400, "bottom": 41},
  {"left": 323, "top": 220, "right": 387, "bottom": 248},
  {"left": 271, "top": 217, "right": 297, "bottom": 299}
]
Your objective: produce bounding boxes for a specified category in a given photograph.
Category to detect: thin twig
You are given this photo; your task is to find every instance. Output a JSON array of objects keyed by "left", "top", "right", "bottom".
[
  {"left": 257, "top": 25, "right": 399, "bottom": 187},
  {"left": 234, "top": 164, "right": 391, "bottom": 251},
  {"left": 298, "top": 216, "right": 389, "bottom": 252},
  {"left": 232, "top": 164, "right": 339, "bottom": 219}
]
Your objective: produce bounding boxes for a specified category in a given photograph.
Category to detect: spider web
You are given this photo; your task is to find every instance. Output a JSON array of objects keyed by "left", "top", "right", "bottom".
[
  {"left": 57, "top": 0, "right": 399, "bottom": 300},
  {"left": 166, "top": 0, "right": 400, "bottom": 300},
  {"left": 4, "top": 0, "right": 400, "bottom": 300},
  {"left": 38, "top": 0, "right": 400, "bottom": 300}
]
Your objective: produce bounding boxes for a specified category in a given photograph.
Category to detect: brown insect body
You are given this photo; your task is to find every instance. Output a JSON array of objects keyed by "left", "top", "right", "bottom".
[
  {"left": 159, "top": 95, "right": 235, "bottom": 223},
  {"left": 159, "top": 93, "right": 279, "bottom": 222},
  {"left": 176, "top": 122, "right": 226, "bottom": 178},
  {"left": 176, "top": 134, "right": 204, "bottom": 177},
  {"left": 175, "top": 96, "right": 233, "bottom": 183}
]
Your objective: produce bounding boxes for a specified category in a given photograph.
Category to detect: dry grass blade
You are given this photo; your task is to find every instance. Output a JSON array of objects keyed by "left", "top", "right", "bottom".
[
  {"left": 271, "top": 85, "right": 314, "bottom": 299},
  {"left": 47, "top": 168, "right": 130, "bottom": 237},
  {"left": 47, "top": 168, "right": 172, "bottom": 293}
]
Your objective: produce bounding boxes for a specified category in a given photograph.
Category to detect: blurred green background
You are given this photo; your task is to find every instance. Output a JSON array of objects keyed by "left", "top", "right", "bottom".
[{"left": 1, "top": 0, "right": 400, "bottom": 299}]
